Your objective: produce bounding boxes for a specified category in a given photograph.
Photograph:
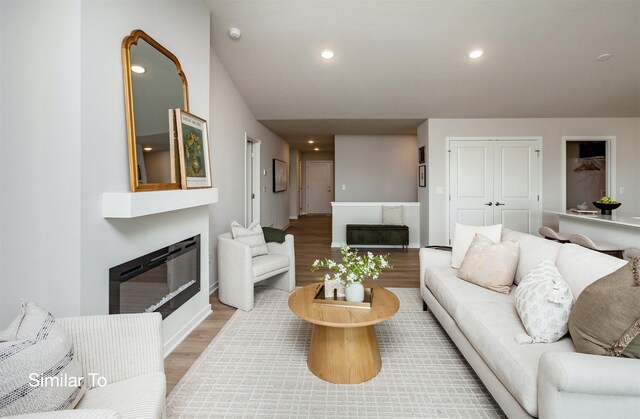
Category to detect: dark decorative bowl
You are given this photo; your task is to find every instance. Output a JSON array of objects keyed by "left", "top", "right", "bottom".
[{"left": 593, "top": 202, "right": 621, "bottom": 215}]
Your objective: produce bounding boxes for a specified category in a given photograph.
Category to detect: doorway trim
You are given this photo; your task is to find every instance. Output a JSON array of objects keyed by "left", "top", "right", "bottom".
[
  {"left": 445, "top": 136, "right": 543, "bottom": 245},
  {"left": 561, "top": 136, "right": 616, "bottom": 211},
  {"left": 244, "top": 133, "right": 261, "bottom": 226}
]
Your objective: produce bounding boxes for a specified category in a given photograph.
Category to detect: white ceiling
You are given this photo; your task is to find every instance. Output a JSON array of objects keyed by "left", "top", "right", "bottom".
[{"left": 208, "top": 0, "right": 640, "bottom": 150}]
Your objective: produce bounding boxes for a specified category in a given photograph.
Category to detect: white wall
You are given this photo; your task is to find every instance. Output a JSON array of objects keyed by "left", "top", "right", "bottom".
[
  {"left": 428, "top": 118, "right": 640, "bottom": 245},
  {"left": 335, "top": 135, "right": 417, "bottom": 202},
  {"left": 79, "top": 1, "right": 212, "bottom": 351},
  {"left": 0, "top": 0, "right": 220, "bottom": 352},
  {"left": 417, "top": 121, "right": 429, "bottom": 246},
  {"left": 208, "top": 46, "right": 290, "bottom": 291},
  {"left": 1, "top": 0, "right": 82, "bottom": 326}
]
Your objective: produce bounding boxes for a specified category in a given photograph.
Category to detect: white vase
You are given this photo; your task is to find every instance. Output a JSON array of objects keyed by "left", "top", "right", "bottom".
[{"left": 345, "top": 282, "right": 365, "bottom": 302}]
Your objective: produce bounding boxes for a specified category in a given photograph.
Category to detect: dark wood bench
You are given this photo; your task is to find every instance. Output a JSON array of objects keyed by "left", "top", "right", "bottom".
[{"left": 346, "top": 224, "right": 409, "bottom": 251}]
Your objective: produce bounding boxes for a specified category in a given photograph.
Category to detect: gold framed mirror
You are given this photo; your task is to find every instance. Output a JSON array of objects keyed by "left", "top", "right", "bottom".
[{"left": 122, "top": 29, "right": 189, "bottom": 191}]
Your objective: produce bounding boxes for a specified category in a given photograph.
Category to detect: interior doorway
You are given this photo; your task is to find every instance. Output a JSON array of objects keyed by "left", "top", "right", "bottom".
[
  {"left": 562, "top": 137, "right": 615, "bottom": 211},
  {"left": 245, "top": 135, "right": 261, "bottom": 225},
  {"left": 305, "top": 161, "right": 333, "bottom": 214}
]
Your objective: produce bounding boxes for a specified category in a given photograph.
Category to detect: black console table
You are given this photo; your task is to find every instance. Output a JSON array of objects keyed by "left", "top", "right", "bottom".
[{"left": 346, "top": 224, "right": 409, "bottom": 251}]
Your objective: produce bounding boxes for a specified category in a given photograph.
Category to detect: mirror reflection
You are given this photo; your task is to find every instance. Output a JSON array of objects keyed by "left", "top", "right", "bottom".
[{"left": 123, "top": 30, "right": 188, "bottom": 191}]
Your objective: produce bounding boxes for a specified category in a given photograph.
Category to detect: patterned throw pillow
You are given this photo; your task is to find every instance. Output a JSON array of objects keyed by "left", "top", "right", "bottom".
[
  {"left": 515, "top": 259, "right": 574, "bottom": 344},
  {"left": 231, "top": 219, "right": 268, "bottom": 257},
  {"left": 0, "top": 302, "right": 85, "bottom": 416},
  {"left": 457, "top": 233, "right": 520, "bottom": 294}
]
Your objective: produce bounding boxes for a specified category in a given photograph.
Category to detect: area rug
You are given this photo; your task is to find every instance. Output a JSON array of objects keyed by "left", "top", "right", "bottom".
[{"left": 166, "top": 287, "right": 504, "bottom": 418}]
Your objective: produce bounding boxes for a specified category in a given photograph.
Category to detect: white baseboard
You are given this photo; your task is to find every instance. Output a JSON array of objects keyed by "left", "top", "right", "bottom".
[
  {"left": 163, "top": 304, "right": 212, "bottom": 357},
  {"left": 282, "top": 222, "right": 291, "bottom": 230},
  {"left": 209, "top": 281, "right": 218, "bottom": 295},
  {"left": 331, "top": 242, "right": 420, "bottom": 249},
  {"left": 289, "top": 216, "right": 298, "bottom": 220}
]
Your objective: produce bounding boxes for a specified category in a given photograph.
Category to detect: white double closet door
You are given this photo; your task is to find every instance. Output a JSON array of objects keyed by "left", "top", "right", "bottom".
[{"left": 449, "top": 139, "right": 540, "bottom": 242}]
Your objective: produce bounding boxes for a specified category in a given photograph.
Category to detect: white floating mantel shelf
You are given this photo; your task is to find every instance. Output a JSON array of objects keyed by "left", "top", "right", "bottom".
[{"left": 103, "top": 188, "right": 218, "bottom": 218}]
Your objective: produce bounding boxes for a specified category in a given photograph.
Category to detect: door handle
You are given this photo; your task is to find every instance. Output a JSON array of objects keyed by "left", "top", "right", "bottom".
[
  {"left": 484, "top": 202, "right": 493, "bottom": 206},
  {"left": 495, "top": 202, "right": 505, "bottom": 206}
]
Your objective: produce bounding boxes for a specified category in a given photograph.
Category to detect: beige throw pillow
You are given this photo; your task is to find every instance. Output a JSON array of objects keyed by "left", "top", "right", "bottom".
[
  {"left": 451, "top": 223, "right": 502, "bottom": 269},
  {"left": 457, "top": 233, "right": 520, "bottom": 294},
  {"left": 381, "top": 206, "right": 403, "bottom": 225},
  {"left": 230, "top": 219, "right": 268, "bottom": 257}
]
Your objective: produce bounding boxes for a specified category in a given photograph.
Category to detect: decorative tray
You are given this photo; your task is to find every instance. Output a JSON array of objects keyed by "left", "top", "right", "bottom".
[
  {"left": 313, "top": 285, "right": 373, "bottom": 309},
  {"left": 569, "top": 208, "right": 598, "bottom": 214}
]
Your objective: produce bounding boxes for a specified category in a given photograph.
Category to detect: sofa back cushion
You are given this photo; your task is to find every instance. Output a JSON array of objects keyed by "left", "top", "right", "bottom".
[
  {"left": 556, "top": 243, "right": 628, "bottom": 298},
  {"left": 502, "top": 229, "right": 563, "bottom": 285}
]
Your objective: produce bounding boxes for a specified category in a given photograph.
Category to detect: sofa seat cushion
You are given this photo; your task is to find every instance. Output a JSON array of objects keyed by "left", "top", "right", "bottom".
[
  {"left": 555, "top": 244, "right": 627, "bottom": 298},
  {"left": 252, "top": 254, "right": 289, "bottom": 281},
  {"left": 76, "top": 372, "right": 165, "bottom": 419},
  {"left": 424, "top": 263, "right": 514, "bottom": 318},
  {"left": 455, "top": 302, "right": 575, "bottom": 417}
]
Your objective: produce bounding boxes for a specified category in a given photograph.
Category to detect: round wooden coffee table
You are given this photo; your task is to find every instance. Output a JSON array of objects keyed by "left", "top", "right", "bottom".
[{"left": 288, "top": 283, "right": 400, "bottom": 384}]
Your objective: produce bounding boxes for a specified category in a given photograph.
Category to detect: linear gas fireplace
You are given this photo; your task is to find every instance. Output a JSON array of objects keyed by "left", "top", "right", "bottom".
[{"left": 109, "top": 235, "right": 200, "bottom": 319}]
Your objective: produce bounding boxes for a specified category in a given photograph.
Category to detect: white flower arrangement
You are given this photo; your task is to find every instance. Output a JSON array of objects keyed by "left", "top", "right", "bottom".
[{"left": 311, "top": 244, "right": 392, "bottom": 286}]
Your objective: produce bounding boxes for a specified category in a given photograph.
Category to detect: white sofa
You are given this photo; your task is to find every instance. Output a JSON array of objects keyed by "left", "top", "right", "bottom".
[
  {"left": 218, "top": 233, "right": 296, "bottom": 311},
  {"left": 10, "top": 313, "right": 165, "bottom": 419},
  {"left": 419, "top": 229, "right": 640, "bottom": 419}
]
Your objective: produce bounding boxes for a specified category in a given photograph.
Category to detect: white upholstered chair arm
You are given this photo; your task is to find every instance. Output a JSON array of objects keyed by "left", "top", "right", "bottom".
[
  {"left": 57, "top": 313, "right": 163, "bottom": 387},
  {"left": 538, "top": 351, "right": 640, "bottom": 419}
]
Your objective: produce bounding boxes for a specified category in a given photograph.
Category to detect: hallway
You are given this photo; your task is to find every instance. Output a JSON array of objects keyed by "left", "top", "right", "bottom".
[{"left": 288, "top": 215, "right": 420, "bottom": 288}]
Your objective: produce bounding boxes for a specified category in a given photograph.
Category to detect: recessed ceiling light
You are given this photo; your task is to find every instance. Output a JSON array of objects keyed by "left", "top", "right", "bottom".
[
  {"left": 131, "top": 65, "right": 146, "bottom": 74},
  {"left": 468, "top": 49, "right": 484, "bottom": 59},
  {"left": 314, "top": 147, "right": 320, "bottom": 151},
  {"left": 143, "top": 147, "right": 152, "bottom": 151},
  {"left": 321, "top": 50, "right": 335, "bottom": 60},
  {"left": 596, "top": 53, "right": 612, "bottom": 62},
  {"left": 308, "top": 139, "right": 315, "bottom": 144}
]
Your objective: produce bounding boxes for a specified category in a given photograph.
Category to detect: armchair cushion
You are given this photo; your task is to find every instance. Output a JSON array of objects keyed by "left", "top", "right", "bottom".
[
  {"left": 75, "top": 372, "right": 165, "bottom": 419},
  {"left": 252, "top": 255, "right": 289, "bottom": 281},
  {"left": 231, "top": 220, "right": 268, "bottom": 257}
]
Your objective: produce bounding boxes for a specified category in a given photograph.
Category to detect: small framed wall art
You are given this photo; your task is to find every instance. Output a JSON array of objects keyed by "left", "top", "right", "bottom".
[
  {"left": 273, "top": 159, "right": 288, "bottom": 192},
  {"left": 419, "top": 165, "right": 426, "bottom": 187},
  {"left": 175, "top": 109, "right": 212, "bottom": 189}
]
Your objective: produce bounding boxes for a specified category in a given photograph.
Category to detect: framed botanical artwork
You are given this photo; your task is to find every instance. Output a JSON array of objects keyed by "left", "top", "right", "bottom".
[
  {"left": 418, "top": 146, "right": 426, "bottom": 164},
  {"left": 175, "top": 109, "right": 212, "bottom": 189},
  {"left": 419, "top": 165, "right": 426, "bottom": 187},
  {"left": 273, "top": 159, "right": 288, "bottom": 192}
]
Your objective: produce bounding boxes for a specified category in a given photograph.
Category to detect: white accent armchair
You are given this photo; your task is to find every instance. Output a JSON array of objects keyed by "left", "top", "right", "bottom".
[{"left": 218, "top": 233, "right": 296, "bottom": 311}]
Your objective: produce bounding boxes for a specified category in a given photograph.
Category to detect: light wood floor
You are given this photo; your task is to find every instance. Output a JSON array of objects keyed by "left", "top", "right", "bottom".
[{"left": 164, "top": 215, "right": 420, "bottom": 393}]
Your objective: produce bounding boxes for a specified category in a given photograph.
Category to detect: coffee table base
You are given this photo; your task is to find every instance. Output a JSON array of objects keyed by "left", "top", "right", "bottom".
[{"left": 307, "top": 324, "right": 382, "bottom": 384}]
